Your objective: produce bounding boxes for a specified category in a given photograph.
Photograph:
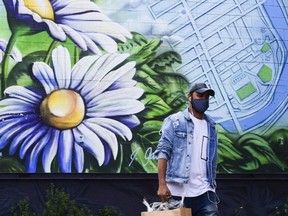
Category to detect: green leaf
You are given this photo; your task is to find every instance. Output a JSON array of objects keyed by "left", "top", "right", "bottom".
[
  {"left": 139, "top": 120, "right": 162, "bottom": 146},
  {"left": 161, "top": 73, "right": 189, "bottom": 93},
  {"left": 236, "top": 133, "right": 287, "bottom": 171},
  {"left": 7, "top": 51, "right": 47, "bottom": 88},
  {"left": 148, "top": 51, "right": 182, "bottom": 73},
  {"left": 130, "top": 135, "right": 158, "bottom": 173},
  {"left": 135, "top": 69, "right": 163, "bottom": 94},
  {"left": 268, "top": 128, "right": 288, "bottom": 163},
  {"left": 140, "top": 120, "right": 163, "bottom": 134},
  {"left": 141, "top": 94, "right": 172, "bottom": 119},
  {"left": 129, "top": 120, "right": 163, "bottom": 173},
  {"left": 118, "top": 32, "right": 162, "bottom": 65},
  {"left": 16, "top": 32, "right": 53, "bottom": 55},
  {"left": 159, "top": 73, "right": 189, "bottom": 109},
  {"left": 217, "top": 132, "right": 243, "bottom": 164},
  {"left": 0, "top": 157, "right": 25, "bottom": 173}
]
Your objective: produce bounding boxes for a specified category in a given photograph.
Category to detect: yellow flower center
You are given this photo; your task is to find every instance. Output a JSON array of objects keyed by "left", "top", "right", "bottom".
[
  {"left": 24, "top": 0, "right": 55, "bottom": 20},
  {"left": 40, "top": 89, "right": 85, "bottom": 129}
]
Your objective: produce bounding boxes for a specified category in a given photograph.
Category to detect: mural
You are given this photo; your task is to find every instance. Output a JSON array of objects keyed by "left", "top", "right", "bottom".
[{"left": 0, "top": 0, "right": 287, "bottom": 174}]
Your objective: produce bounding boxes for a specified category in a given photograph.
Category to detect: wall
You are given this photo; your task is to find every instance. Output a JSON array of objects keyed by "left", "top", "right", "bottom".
[{"left": 0, "top": 0, "right": 287, "bottom": 174}]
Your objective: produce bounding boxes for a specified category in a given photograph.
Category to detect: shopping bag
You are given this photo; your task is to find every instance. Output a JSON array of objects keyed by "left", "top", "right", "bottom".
[
  {"left": 141, "top": 197, "right": 192, "bottom": 216},
  {"left": 141, "top": 208, "right": 192, "bottom": 216}
]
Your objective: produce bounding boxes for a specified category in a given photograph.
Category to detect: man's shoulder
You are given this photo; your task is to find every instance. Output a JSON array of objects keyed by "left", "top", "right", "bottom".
[
  {"left": 167, "top": 110, "right": 186, "bottom": 121},
  {"left": 164, "top": 110, "right": 189, "bottom": 130},
  {"left": 204, "top": 113, "right": 216, "bottom": 124}
]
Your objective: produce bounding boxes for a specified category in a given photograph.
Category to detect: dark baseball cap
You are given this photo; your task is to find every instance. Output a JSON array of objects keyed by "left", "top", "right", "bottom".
[{"left": 189, "top": 82, "right": 215, "bottom": 96}]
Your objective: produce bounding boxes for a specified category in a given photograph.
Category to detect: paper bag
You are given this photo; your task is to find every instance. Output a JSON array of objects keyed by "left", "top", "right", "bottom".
[{"left": 141, "top": 208, "right": 192, "bottom": 216}]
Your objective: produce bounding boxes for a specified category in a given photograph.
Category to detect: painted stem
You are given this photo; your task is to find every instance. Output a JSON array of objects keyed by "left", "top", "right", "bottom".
[{"left": 1, "top": 33, "right": 17, "bottom": 98}]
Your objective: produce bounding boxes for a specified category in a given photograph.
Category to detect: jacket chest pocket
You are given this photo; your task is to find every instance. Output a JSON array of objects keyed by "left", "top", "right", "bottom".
[{"left": 173, "top": 131, "right": 187, "bottom": 149}]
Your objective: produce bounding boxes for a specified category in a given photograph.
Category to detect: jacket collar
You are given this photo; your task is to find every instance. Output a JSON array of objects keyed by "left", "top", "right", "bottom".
[{"left": 183, "top": 108, "right": 214, "bottom": 124}]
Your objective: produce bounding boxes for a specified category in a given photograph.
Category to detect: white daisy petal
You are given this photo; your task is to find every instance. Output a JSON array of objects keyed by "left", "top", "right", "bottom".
[
  {"left": 8, "top": 117, "right": 40, "bottom": 155},
  {"left": 0, "top": 124, "right": 27, "bottom": 151},
  {"left": 62, "top": 11, "right": 110, "bottom": 22},
  {"left": 116, "top": 115, "right": 141, "bottom": 129},
  {"left": 9, "top": 122, "right": 41, "bottom": 155},
  {"left": 75, "top": 123, "right": 105, "bottom": 166},
  {"left": 59, "top": 24, "right": 87, "bottom": 51},
  {"left": 0, "top": 97, "right": 37, "bottom": 117},
  {"left": 0, "top": 114, "right": 38, "bottom": 137},
  {"left": 109, "top": 65, "right": 136, "bottom": 85},
  {"left": 4, "top": 86, "right": 42, "bottom": 103},
  {"left": 64, "top": 20, "right": 131, "bottom": 42},
  {"left": 0, "top": 98, "right": 36, "bottom": 107},
  {"left": 55, "top": 1, "right": 102, "bottom": 15},
  {"left": 77, "top": 55, "right": 111, "bottom": 94},
  {"left": 0, "top": 105, "right": 35, "bottom": 117},
  {"left": 30, "top": 11, "right": 43, "bottom": 23},
  {"left": 33, "top": 62, "right": 58, "bottom": 93},
  {"left": 81, "top": 34, "right": 102, "bottom": 55},
  {"left": 82, "top": 53, "right": 111, "bottom": 81},
  {"left": 87, "top": 118, "right": 133, "bottom": 141},
  {"left": 19, "top": 124, "right": 47, "bottom": 159},
  {"left": 87, "top": 99, "right": 145, "bottom": 117},
  {"left": 84, "top": 120, "right": 118, "bottom": 160},
  {"left": 85, "top": 61, "right": 135, "bottom": 99},
  {"left": 42, "top": 19, "right": 67, "bottom": 41},
  {"left": 58, "top": 130, "right": 73, "bottom": 173},
  {"left": 53, "top": 0, "right": 131, "bottom": 53},
  {"left": 42, "top": 129, "right": 60, "bottom": 173},
  {"left": 52, "top": 46, "right": 72, "bottom": 89},
  {"left": 27, "top": 128, "right": 52, "bottom": 173},
  {"left": 0, "top": 117, "right": 38, "bottom": 150},
  {"left": 5, "top": 0, "right": 132, "bottom": 55},
  {"left": 87, "top": 33, "right": 118, "bottom": 53},
  {"left": 73, "top": 143, "right": 84, "bottom": 173},
  {"left": 112, "top": 80, "right": 137, "bottom": 89},
  {"left": 70, "top": 55, "right": 100, "bottom": 90},
  {"left": 87, "top": 87, "right": 144, "bottom": 108},
  {"left": 80, "top": 53, "right": 130, "bottom": 96},
  {"left": 90, "top": 53, "right": 130, "bottom": 77},
  {"left": 17, "top": 0, "right": 33, "bottom": 15},
  {"left": 0, "top": 40, "right": 6, "bottom": 51}
]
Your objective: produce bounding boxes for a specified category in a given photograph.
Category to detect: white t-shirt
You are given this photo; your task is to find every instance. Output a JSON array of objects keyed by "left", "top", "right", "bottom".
[{"left": 168, "top": 113, "right": 214, "bottom": 197}]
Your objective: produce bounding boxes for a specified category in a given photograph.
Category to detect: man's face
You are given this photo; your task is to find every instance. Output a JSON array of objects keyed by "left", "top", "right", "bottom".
[{"left": 190, "top": 91, "right": 210, "bottom": 100}]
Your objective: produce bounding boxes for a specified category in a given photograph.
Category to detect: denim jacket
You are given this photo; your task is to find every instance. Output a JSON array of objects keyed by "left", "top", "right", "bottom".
[{"left": 154, "top": 108, "right": 218, "bottom": 189}]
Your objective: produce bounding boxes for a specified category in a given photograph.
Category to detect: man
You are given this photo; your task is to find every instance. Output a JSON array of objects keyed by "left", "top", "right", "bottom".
[{"left": 154, "top": 82, "right": 219, "bottom": 216}]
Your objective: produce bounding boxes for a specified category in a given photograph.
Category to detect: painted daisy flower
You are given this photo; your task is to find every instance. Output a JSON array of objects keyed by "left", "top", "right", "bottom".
[
  {"left": 3, "top": 0, "right": 132, "bottom": 54},
  {"left": 0, "top": 45, "right": 144, "bottom": 173}
]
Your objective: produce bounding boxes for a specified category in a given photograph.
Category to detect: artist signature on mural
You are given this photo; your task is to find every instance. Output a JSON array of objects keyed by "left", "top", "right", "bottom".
[{"left": 129, "top": 146, "right": 157, "bottom": 167}]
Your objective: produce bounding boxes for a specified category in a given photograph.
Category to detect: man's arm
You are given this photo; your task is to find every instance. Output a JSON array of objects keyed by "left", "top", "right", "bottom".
[{"left": 157, "top": 158, "right": 171, "bottom": 202}]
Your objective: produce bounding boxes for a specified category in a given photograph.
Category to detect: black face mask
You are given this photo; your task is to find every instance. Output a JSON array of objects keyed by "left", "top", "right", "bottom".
[{"left": 191, "top": 98, "right": 209, "bottom": 114}]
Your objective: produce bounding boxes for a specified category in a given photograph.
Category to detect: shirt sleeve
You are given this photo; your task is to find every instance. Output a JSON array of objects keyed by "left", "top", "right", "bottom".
[{"left": 153, "top": 117, "right": 174, "bottom": 160}]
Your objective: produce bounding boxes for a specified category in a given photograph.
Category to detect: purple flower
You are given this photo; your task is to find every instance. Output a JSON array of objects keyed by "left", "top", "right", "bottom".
[
  {"left": 3, "top": 0, "right": 132, "bottom": 54},
  {"left": 0, "top": 46, "right": 144, "bottom": 173}
]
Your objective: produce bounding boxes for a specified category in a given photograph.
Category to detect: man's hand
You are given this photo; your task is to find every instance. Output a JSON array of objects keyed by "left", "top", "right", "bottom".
[
  {"left": 157, "top": 159, "right": 171, "bottom": 202},
  {"left": 157, "top": 183, "right": 171, "bottom": 202}
]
